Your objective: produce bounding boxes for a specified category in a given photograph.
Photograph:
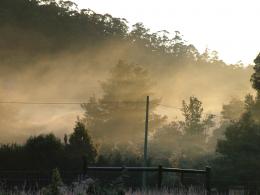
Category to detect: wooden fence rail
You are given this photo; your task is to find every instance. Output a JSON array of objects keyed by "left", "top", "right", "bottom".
[{"left": 85, "top": 165, "right": 211, "bottom": 195}]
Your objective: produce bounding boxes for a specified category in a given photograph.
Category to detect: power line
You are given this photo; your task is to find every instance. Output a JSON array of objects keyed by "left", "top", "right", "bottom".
[
  {"left": 0, "top": 101, "right": 179, "bottom": 107},
  {"left": 0, "top": 101, "right": 84, "bottom": 105},
  {"left": 0, "top": 101, "right": 146, "bottom": 105},
  {"left": 0, "top": 101, "right": 223, "bottom": 117},
  {"left": 156, "top": 103, "right": 181, "bottom": 110}
]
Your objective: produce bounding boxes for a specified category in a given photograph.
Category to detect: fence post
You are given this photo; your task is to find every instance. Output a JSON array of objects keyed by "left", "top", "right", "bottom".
[
  {"left": 205, "top": 166, "right": 211, "bottom": 195},
  {"left": 158, "top": 165, "right": 163, "bottom": 189}
]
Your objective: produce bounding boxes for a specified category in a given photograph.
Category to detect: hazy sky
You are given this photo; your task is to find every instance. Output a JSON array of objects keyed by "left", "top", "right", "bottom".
[{"left": 74, "top": 0, "right": 259, "bottom": 65}]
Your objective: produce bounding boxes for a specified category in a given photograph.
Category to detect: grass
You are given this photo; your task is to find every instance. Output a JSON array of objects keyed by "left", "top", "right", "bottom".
[
  {"left": 0, "top": 189, "right": 207, "bottom": 195},
  {"left": 0, "top": 186, "right": 248, "bottom": 195},
  {"left": 0, "top": 171, "right": 246, "bottom": 195}
]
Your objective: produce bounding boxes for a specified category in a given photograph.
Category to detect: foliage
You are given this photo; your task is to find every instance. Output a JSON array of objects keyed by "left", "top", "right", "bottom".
[
  {"left": 81, "top": 60, "right": 166, "bottom": 146},
  {"left": 0, "top": 0, "right": 128, "bottom": 52},
  {"left": 68, "top": 120, "right": 97, "bottom": 163},
  {"left": 24, "top": 134, "right": 64, "bottom": 170},
  {"left": 221, "top": 98, "right": 244, "bottom": 121},
  {"left": 251, "top": 53, "right": 260, "bottom": 92},
  {"left": 247, "top": 55, "right": 260, "bottom": 123},
  {"left": 48, "top": 168, "right": 63, "bottom": 195},
  {"left": 0, "top": 185, "right": 208, "bottom": 195},
  {"left": 0, "top": 0, "right": 252, "bottom": 90},
  {"left": 181, "top": 96, "right": 215, "bottom": 137},
  {"left": 212, "top": 54, "right": 260, "bottom": 187},
  {"left": 151, "top": 96, "right": 215, "bottom": 168},
  {"left": 213, "top": 113, "right": 260, "bottom": 187},
  {"left": 0, "top": 122, "right": 97, "bottom": 173},
  {"left": 0, "top": 0, "right": 259, "bottom": 190},
  {"left": 151, "top": 122, "right": 183, "bottom": 166}
]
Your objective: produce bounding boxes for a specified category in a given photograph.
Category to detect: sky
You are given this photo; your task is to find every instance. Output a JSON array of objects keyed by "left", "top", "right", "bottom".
[{"left": 73, "top": 0, "right": 259, "bottom": 65}]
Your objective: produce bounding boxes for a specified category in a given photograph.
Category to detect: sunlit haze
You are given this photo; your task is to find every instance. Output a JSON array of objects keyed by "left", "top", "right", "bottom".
[
  {"left": 2, "top": 0, "right": 260, "bottom": 190},
  {"left": 74, "top": 0, "right": 259, "bottom": 65},
  {"left": 0, "top": 0, "right": 257, "bottom": 143}
]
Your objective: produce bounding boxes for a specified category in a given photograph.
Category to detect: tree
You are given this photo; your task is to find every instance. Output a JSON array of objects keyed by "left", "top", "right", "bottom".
[
  {"left": 177, "top": 97, "right": 214, "bottom": 165},
  {"left": 221, "top": 98, "right": 244, "bottom": 121},
  {"left": 244, "top": 94, "right": 255, "bottom": 111},
  {"left": 151, "top": 97, "right": 215, "bottom": 167},
  {"left": 248, "top": 54, "right": 260, "bottom": 123},
  {"left": 150, "top": 121, "right": 183, "bottom": 166},
  {"left": 212, "top": 54, "right": 260, "bottom": 188},
  {"left": 214, "top": 113, "right": 260, "bottom": 187},
  {"left": 208, "top": 95, "right": 253, "bottom": 151},
  {"left": 251, "top": 53, "right": 260, "bottom": 93},
  {"left": 24, "top": 134, "right": 64, "bottom": 170},
  {"left": 82, "top": 60, "right": 166, "bottom": 146},
  {"left": 68, "top": 120, "right": 97, "bottom": 163},
  {"left": 181, "top": 96, "right": 214, "bottom": 138}
]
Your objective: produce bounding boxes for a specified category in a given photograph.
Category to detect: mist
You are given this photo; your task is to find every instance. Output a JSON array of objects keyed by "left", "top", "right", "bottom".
[
  {"left": 0, "top": 1, "right": 255, "bottom": 144},
  {"left": 0, "top": 43, "right": 253, "bottom": 143}
]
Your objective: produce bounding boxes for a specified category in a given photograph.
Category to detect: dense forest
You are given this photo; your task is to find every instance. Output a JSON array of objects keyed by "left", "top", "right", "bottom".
[{"left": 0, "top": 0, "right": 260, "bottom": 191}]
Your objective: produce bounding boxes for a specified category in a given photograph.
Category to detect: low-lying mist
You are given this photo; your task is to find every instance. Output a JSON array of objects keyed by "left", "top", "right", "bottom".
[
  {"left": 0, "top": 44, "right": 253, "bottom": 143},
  {"left": 0, "top": 1, "right": 255, "bottom": 144}
]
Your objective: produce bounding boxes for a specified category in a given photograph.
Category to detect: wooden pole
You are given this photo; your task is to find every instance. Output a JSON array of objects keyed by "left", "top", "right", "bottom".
[{"left": 142, "top": 96, "right": 149, "bottom": 189}]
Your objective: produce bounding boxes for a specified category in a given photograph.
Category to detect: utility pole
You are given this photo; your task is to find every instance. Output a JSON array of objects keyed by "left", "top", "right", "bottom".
[{"left": 143, "top": 96, "right": 149, "bottom": 189}]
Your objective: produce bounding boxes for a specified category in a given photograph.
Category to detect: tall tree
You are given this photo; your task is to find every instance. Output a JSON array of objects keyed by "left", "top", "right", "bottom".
[
  {"left": 208, "top": 95, "right": 253, "bottom": 151},
  {"left": 68, "top": 120, "right": 97, "bottom": 163},
  {"left": 151, "top": 97, "right": 215, "bottom": 167},
  {"left": 249, "top": 53, "right": 260, "bottom": 122},
  {"left": 81, "top": 60, "right": 166, "bottom": 146},
  {"left": 181, "top": 96, "right": 214, "bottom": 138},
  {"left": 213, "top": 53, "right": 260, "bottom": 188},
  {"left": 214, "top": 113, "right": 260, "bottom": 187},
  {"left": 251, "top": 53, "right": 260, "bottom": 93}
]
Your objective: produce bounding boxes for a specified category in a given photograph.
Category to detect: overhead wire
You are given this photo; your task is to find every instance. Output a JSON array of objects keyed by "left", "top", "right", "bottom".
[{"left": 0, "top": 100, "right": 222, "bottom": 117}]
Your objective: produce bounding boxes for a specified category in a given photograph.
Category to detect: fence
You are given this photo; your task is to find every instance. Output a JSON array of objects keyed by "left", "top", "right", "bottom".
[
  {"left": 85, "top": 166, "right": 211, "bottom": 194},
  {"left": 0, "top": 166, "right": 211, "bottom": 194}
]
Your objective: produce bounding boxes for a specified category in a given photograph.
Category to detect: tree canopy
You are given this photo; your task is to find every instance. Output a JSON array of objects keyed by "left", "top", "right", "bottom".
[
  {"left": 213, "top": 53, "right": 260, "bottom": 187},
  {"left": 81, "top": 60, "right": 166, "bottom": 146},
  {"left": 251, "top": 53, "right": 260, "bottom": 92}
]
